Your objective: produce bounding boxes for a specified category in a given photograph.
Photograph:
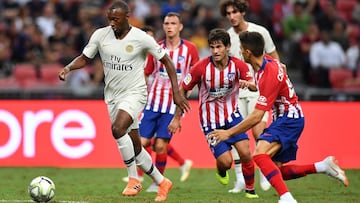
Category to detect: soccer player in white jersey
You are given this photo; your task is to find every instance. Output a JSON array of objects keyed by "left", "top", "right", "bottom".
[
  {"left": 169, "top": 28, "right": 259, "bottom": 199},
  {"left": 219, "top": 0, "right": 280, "bottom": 192},
  {"left": 139, "top": 12, "right": 199, "bottom": 192},
  {"left": 58, "top": 1, "right": 190, "bottom": 201},
  {"left": 209, "top": 31, "right": 349, "bottom": 203}
]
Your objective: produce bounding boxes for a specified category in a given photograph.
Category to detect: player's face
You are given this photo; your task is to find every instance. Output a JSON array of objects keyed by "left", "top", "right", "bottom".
[
  {"left": 107, "top": 8, "right": 129, "bottom": 35},
  {"left": 209, "top": 41, "right": 229, "bottom": 63},
  {"left": 240, "top": 45, "right": 251, "bottom": 63},
  {"left": 225, "top": 6, "right": 244, "bottom": 27},
  {"left": 163, "top": 16, "right": 183, "bottom": 38}
]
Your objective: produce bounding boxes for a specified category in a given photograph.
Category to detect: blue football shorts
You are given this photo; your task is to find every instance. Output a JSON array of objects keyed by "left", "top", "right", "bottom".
[
  {"left": 258, "top": 113, "right": 305, "bottom": 163},
  {"left": 203, "top": 115, "right": 249, "bottom": 159},
  {"left": 139, "top": 109, "right": 174, "bottom": 140}
]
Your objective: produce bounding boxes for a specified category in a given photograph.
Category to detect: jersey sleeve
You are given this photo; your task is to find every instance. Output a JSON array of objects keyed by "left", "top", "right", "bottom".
[
  {"left": 182, "top": 60, "right": 205, "bottom": 91},
  {"left": 235, "top": 58, "right": 253, "bottom": 81},
  {"left": 255, "top": 64, "right": 282, "bottom": 111},
  {"left": 261, "top": 28, "right": 277, "bottom": 54},
  {"left": 144, "top": 54, "right": 155, "bottom": 76},
  {"left": 189, "top": 43, "right": 200, "bottom": 67},
  {"left": 82, "top": 29, "right": 100, "bottom": 59},
  {"left": 143, "top": 34, "right": 166, "bottom": 61}
]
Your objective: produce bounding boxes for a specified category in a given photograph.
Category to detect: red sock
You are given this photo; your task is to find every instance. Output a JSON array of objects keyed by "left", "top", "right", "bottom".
[
  {"left": 241, "top": 160, "right": 255, "bottom": 190},
  {"left": 155, "top": 152, "right": 167, "bottom": 174},
  {"left": 280, "top": 164, "right": 316, "bottom": 180},
  {"left": 253, "top": 154, "right": 289, "bottom": 196},
  {"left": 167, "top": 144, "right": 185, "bottom": 166}
]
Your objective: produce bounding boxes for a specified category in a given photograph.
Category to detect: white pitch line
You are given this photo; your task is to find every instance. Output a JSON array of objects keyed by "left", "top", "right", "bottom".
[{"left": 0, "top": 201, "right": 89, "bottom": 203}]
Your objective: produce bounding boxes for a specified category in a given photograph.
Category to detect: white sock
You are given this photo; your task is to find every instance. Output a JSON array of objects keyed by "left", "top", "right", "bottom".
[
  {"left": 280, "top": 192, "right": 296, "bottom": 201},
  {"left": 314, "top": 160, "right": 327, "bottom": 173},
  {"left": 135, "top": 147, "right": 164, "bottom": 184},
  {"left": 116, "top": 134, "right": 138, "bottom": 178},
  {"left": 232, "top": 147, "right": 243, "bottom": 181}
]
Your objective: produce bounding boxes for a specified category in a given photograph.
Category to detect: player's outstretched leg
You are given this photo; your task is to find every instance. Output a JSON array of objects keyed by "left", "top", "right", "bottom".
[{"left": 323, "top": 156, "right": 349, "bottom": 186}]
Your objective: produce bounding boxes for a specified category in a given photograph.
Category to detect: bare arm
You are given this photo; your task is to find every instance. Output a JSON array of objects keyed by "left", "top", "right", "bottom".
[
  {"left": 208, "top": 108, "right": 265, "bottom": 144},
  {"left": 58, "top": 54, "right": 90, "bottom": 81},
  {"left": 239, "top": 80, "right": 257, "bottom": 91},
  {"left": 160, "top": 54, "right": 190, "bottom": 112},
  {"left": 168, "top": 86, "right": 188, "bottom": 134}
]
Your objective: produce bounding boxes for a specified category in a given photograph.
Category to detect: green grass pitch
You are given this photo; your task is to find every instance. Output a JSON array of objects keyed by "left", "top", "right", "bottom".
[{"left": 0, "top": 167, "right": 358, "bottom": 203}]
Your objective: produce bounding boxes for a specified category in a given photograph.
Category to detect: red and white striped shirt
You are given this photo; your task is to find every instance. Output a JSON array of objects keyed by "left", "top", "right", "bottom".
[
  {"left": 144, "top": 39, "right": 199, "bottom": 114},
  {"left": 182, "top": 56, "right": 253, "bottom": 129},
  {"left": 255, "top": 55, "right": 303, "bottom": 120}
]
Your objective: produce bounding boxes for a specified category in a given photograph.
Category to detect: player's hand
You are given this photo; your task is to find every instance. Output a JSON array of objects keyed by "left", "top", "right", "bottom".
[
  {"left": 58, "top": 67, "right": 70, "bottom": 81},
  {"left": 168, "top": 117, "right": 181, "bottom": 134},
  {"left": 173, "top": 94, "right": 191, "bottom": 113},
  {"left": 239, "top": 80, "right": 249, "bottom": 89},
  {"left": 207, "top": 129, "right": 231, "bottom": 145}
]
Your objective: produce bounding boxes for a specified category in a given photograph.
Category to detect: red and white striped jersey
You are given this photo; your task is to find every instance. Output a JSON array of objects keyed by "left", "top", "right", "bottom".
[
  {"left": 144, "top": 39, "right": 199, "bottom": 114},
  {"left": 255, "top": 55, "right": 303, "bottom": 120},
  {"left": 182, "top": 56, "right": 253, "bottom": 129}
]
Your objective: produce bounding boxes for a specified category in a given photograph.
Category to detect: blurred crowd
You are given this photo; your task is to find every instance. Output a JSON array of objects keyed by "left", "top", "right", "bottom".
[{"left": 0, "top": 0, "right": 360, "bottom": 92}]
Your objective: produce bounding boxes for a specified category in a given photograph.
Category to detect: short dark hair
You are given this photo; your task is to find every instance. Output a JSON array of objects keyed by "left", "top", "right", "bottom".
[
  {"left": 208, "top": 28, "right": 231, "bottom": 47},
  {"left": 239, "top": 31, "right": 264, "bottom": 57},
  {"left": 164, "top": 12, "right": 182, "bottom": 23},
  {"left": 219, "top": 0, "right": 248, "bottom": 17},
  {"left": 108, "top": 0, "right": 129, "bottom": 13},
  {"left": 141, "top": 25, "right": 154, "bottom": 33}
]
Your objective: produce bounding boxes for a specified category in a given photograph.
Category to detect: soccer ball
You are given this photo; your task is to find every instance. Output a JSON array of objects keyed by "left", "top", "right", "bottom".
[{"left": 28, "top": 176, "right": 55, "bottom": 202}]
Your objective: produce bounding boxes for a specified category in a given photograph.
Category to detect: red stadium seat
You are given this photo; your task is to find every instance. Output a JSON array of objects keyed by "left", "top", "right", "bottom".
[
  {"left": 0, "top": 77, "right": 21, "bottom": 89},
  {"left": 329, "top": 68, "right": 353, "bottom": 89},
  {"left": 13, "top": 64, "right": 38, "bottom": 88},
  {"left": 40, "top": 63, "right": 63, "bottom": 86},
  {"left": 336, "top": 0, "right": 358, "bottom": 22},
  {"left": 348, "top": 23, "right": 360, "bottom": 45}
]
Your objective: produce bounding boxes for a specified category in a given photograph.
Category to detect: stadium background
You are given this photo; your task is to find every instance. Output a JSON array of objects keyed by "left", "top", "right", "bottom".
[{"left": 0, "top": 0, "right": 359, "bottom": 169}]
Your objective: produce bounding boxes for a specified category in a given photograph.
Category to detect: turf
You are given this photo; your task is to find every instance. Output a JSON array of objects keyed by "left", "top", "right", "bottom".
[{"left": 0, "top": 167, "right": 358, "bottom": 203}]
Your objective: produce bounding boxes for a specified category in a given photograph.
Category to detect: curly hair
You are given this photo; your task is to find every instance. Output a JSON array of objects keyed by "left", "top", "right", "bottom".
[{"left": 219, "top": 0, "right": 248, "bottom": 17}]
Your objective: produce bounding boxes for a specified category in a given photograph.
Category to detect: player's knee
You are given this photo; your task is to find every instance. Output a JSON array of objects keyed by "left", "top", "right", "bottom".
[
  {"left": 111, "top": 124, "right": 127, "bottom": 139},
  {"left": 153, "top": 143, "right": 167, "bottom": 153}
]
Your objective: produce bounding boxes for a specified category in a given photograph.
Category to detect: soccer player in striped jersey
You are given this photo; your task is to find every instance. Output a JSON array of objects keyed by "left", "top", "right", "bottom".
[
  {"left": 219, "top": 0, "right": 280, "bottom": 192},
  {"left": 139, "top": 12, "right": 199, "bottom": 192},
  {"left": 208, "top": 31, "right": 349, "bottom": 203},
  {"left": 169, "top": 28, "right": 259, "bottom": 199}
]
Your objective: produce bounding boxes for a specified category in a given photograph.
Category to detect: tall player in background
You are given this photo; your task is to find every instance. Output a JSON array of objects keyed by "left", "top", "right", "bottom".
[
  {"left": 169, "top": 28, "right": 259, "bottom": 199},
  {"left": 58, "top": 1, "right": 190, "bottom": 201},
  {"left": 209, "top": 31, "right": 349, "bottom": 203},
  {"left": 139, "top": 12, "right": 199, "bottom": 192},
  {"left": 219, "top": 0, "right": 280, "bottom": 193}
]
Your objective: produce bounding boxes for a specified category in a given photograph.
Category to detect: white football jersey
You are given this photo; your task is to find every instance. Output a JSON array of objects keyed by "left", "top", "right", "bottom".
[
  {"left": 227, "top": 22, "right": 276, "bottom": 98},
  {"left": 227, "top": 22, "right": 276, "bottom": 59},
  {"left": 83, "top": 26, "right": 166, "bottom": 104}
]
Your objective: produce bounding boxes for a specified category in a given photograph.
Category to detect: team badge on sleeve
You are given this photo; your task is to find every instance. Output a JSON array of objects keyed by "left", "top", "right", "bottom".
[{"left": 183, "top": 73, "right": 192, "bottom": 85}]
